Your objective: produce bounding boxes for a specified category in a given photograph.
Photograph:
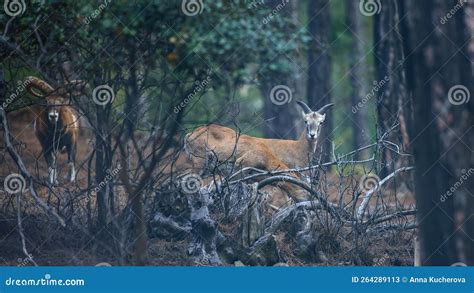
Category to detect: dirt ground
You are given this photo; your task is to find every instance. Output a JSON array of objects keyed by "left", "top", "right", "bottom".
[{"left": 0, "top": 110, "right": 416, "bottom": 266}]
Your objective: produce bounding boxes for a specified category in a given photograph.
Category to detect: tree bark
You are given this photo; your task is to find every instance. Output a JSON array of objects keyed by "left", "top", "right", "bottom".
[
  {"left": 374, "top": 0, "right": 411, "bottom": 177},
  {"left": 403, "top": 0, "right": 473, "bottom": 265},
  {"left": 261, "top": 0, "right": 299, "bottom": 140},
  {"left": 346, "top": 0, "right": 369, "bottom": 159},
  {"left": 462, "top": 0, "right": 474, "bottom": 265},
  {"left": 307, "top": 0, "right": 333, "bottom": 162},
  {"left": 124, "top": 48, "right": 148, "bottom": 265}
]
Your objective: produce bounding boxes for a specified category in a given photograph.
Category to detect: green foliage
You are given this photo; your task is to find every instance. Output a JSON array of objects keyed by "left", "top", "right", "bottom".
[{"left": 0, "top": 0, "right": 377, "bottom": 151}]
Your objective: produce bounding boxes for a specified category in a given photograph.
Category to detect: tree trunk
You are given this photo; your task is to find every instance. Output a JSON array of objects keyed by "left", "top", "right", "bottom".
[
  {"left": 124, "top": 47, "right": 148, "bottom": 265},
  {"left": 374, "top": 0, "right": 411, "bottom": 178},
  {"left": 307, "top": 0, "right": 332, "bottom": 162},
  {"left": 261, "top": 0, "right": 299, "bottom": 140},
  {"left": 0, "top": 66, "right": 5, "bottom": 103},
  {"left": 95, "top": 119, "right": 109, "bottom": 230},
  {"left": 128, "top": 189, "right": 147, "bottom": 265},
  {"left": 346, "top": 0, "right": 369, "bottom": 159},
  {"left": 261, "top": 82, "right": 298, "bottom": 139},
  {"left": 403, "top": 0, "right": 474, "bottom": 265},
  {"left": 462, "top": 0, "right": 474, "bottom": 265}
]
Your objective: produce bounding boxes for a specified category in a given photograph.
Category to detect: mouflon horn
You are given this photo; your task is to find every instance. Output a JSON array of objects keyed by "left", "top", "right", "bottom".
[
  {"left": 316, "top": 103, "right": 334, "bottom": 114},
  {"left": 296, "top": 100, "right": 312, "bottom": 114}
]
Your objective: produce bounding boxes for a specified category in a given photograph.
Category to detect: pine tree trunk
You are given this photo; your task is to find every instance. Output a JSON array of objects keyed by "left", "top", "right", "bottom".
[
  {"left": 261, "top": 0, "right": 298, "bottom": 140},
  {"left": 374, "top": 0, "right": 411, "bottom": 177},
  {"left": 463, "top": 0, "right": 474, "bottom": 265},
  {"left": 307, "top": 0, "right": 333, "bottom": 162},
  {"left": 346, "top": 0, "right": 369, "bottom": 159},
  {"left": 403, "top": 0, "right": 474, "bottom": 265}
]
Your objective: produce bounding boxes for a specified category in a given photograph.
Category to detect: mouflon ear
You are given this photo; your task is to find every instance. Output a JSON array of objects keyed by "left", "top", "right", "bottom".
[
  {"left": 296, "top": 100, "right": 312, "bottom": 114},
  {"left": 316, "top": 103, "right": 334, "bottom": 114}
]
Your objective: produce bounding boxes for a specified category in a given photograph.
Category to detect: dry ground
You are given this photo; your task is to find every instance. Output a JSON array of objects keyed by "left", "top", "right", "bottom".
[{"left": 0, "top": 110, "right": 416, "bottom": 266}]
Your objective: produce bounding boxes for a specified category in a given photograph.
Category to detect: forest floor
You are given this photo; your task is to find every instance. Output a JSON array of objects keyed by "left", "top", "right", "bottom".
[{"left": 0, "top": 110, "right": 416, "bottom": 266}]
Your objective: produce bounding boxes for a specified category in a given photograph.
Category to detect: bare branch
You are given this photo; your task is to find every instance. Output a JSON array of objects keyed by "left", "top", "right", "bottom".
[
  {"left": 0, "top": 108, "right": 65, "bottom": 226},
  {"left": 357, "top": 166, "right": 414, "bottom": 220}
]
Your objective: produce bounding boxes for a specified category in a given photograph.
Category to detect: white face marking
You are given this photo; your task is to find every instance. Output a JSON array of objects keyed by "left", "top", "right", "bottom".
[
  {"left": 303, "top": 112, "right": 326, "bottom": 141},
  {"left": 48, "top": 109, "right": 59, "bottom": 124}
]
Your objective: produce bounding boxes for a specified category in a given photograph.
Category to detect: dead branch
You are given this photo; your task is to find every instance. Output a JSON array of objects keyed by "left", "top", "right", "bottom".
[
  {"left": 357, "top": 166, "right": 414, "bottom": 220},
  {"left": 367, "top": 209, "right": 417, "bottom": 225},
  {"left": 367, "top": 222, "right": 417, "bottom": 234},
  {"left": 257, "top": 175, "right": 350, "bottom": 220},
  {"left": 229, "top": 157, "right": 375, "bottom": 184},
  {"left": 266, "top": 200, "right": 322, "bottom": 235},
  {"left": 16, "top": 193, "right": 38, "bottom": 266},
  {"left": 0, "top": 108, "right": 65, "bottom": 226}
]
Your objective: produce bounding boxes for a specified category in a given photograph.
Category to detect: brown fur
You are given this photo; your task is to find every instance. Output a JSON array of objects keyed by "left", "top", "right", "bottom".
[
  {"left": 184, "top": 101, "right": 333, "bottom": 204},
  {"left": 26, "top": 76, "right": 79, "bottom": 184},
  {"left": 185, "top": 125, "right": 308, "bottom": 202}
]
